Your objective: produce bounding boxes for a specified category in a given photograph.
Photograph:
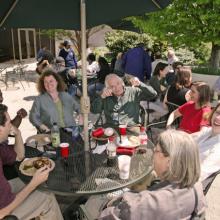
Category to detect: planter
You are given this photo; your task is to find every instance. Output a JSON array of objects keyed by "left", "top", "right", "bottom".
[{"left": 192, "top": 72, "right": 219, "bottom": 88}]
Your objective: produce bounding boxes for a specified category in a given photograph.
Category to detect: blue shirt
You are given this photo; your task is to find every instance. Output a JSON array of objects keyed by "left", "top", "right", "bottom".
[{"left": 122, "top": 46, "right": 152, "bottom": 82}]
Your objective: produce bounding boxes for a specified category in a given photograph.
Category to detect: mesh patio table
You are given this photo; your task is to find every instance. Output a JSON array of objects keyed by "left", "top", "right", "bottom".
[{"left": 17, "top": 138, "right": 154, "bottom": 196}]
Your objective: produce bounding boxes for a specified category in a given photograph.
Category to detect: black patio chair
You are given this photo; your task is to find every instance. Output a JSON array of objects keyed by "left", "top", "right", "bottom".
[{"left": 146, "top": 101, "right": 180, "bottom": 142}]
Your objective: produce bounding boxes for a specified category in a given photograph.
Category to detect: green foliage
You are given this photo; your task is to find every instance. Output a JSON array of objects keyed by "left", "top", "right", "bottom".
[
  {"left": 105, "top": 30, "right": 152, "bottom": 56},
  {"left": 130, "top": 0, "right": 220, "bottom": 66},
  {"left": 192, "top": 66, "right": 220, "bottom": 75}
]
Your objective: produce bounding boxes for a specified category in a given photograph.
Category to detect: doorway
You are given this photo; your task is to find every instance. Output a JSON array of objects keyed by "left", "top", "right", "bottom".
[{"left": 17, "top": 28, "right": 37, "bottom": 60}]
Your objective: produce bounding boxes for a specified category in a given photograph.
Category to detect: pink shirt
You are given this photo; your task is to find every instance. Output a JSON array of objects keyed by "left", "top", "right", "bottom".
[
  {"left": 0, "top": 142, "right": 17, "bottom": 209},
  {"left": 178, "top": 101, "right": 211, "bottom": 133}
]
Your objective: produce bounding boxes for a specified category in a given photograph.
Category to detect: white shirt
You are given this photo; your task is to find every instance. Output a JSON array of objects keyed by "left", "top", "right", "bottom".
[
  {"left": 194, "top": 126, "right": 220, "bottom": 181},
  {"left": 87, "top": 61, "right": 100, "bottom": 75}
]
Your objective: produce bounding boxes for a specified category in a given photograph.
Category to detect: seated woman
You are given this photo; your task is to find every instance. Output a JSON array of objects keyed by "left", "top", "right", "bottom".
[
  {"left": 163, "top": 66, "right": 192, "bottom": 108},
  {"left": 99, "top": 129, "right": 206, "bottom": 219},
  {"left": 88, "top": 56, "right": 110, "bottom": 97},
  {"left": 143, "top": 62, "right": 169, "bottom": 121},
  {"left": 29, "top": 69, "right": 80, "bottom": 132},
  {"left": 166, "top": 81, "right": 211, "bottom": 133},
  {"left": 192, "top": 103, "right": 220, "bottom": 181},
  {"left": 149, "top": 62, "right": 169, "bottom": 99}
]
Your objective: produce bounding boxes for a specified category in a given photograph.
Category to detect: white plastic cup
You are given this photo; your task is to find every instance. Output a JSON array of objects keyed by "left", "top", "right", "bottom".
[{"left": 118, "top": 155, "right": 131, "bottom": 179}]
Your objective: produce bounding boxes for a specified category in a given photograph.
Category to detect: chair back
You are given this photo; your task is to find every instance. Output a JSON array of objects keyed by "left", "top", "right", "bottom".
[
  {"left": 165, "top": 101, "right": 180, "bottom": 128},
  {"left": 139, "top": 104, "right": 147, "bottom": 127}
]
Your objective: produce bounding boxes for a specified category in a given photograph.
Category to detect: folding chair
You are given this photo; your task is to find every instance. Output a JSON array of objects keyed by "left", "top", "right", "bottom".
[{"left": 165, "top": 101, "right": 180, "bottom": 128}]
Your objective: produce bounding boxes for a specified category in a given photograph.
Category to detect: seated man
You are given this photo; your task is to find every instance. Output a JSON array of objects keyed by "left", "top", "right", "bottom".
[
  {"left": 91, "top": 74, "right": 157, "bottom": 130},
  {"left": 0, "top": 89, "right": 27, "bottom": 128},
  {"left": 0, "top": 104, "right": 63, "bottom": 220}
]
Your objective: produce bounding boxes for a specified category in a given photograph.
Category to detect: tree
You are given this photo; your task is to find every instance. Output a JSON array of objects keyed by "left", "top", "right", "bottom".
[
  {"left": 131, "top": 0, "right": 220, "bottom": 68},
  {"left": 105, "top": 30, "right": 152, "bottom": 56},
  {"left": 40, "top": 25, "right": 107, "bottom": 59}
]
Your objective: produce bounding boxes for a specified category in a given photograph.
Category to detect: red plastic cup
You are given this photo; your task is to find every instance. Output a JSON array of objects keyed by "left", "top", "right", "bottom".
[
  {"left": 92, "top": 128, "right": 104, "bottom": 137},
  {"left": 60, "top": 143, "right": 69, "bottom": 158},
  {"left": 119, "top": 124, "right": 127, "bottom": 136}
]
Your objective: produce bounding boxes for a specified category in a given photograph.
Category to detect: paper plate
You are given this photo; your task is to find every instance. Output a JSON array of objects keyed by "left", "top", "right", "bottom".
[
  {"left": 116, "top": 136, "right": 140, "bottom": 148},
  {"left": 19, "top": 157, "right": 55, "bottom": 176}
]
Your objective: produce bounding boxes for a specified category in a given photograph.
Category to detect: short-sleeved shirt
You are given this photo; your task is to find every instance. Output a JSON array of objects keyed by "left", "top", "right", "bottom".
[
  {"left": 0, "top": 142, "right": 16, "bottom": 209},
  {"left": 178, "top": 101, "right": 211, "bottom": 133}
]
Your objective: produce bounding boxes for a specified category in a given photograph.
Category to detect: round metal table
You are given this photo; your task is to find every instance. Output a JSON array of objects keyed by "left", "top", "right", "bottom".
[{"left": 17, "top": 140, "right": 154, "bottom": 196}]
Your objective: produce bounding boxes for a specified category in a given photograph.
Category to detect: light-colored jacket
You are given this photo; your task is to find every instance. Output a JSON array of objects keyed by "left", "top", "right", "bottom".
[
  {"left": 193, "top": 126, "right": 220, "bottom": 181},
  {"left": 99, "top": 182, "right": 206, "bottom": 220},
  {"left": 29, "top": 92, "right": 79, "bottom": 129}
]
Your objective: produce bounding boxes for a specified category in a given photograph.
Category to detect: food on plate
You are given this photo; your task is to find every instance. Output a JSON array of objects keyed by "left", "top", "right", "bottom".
[
  {"left": 19, "top": 157, "right": 55, "bottom": 176},
  {"left": 128, "top": 136, "right": 140, "bottom": 146},
  {"left": 33, "top": 157, "right": 52, "bottom": 169},
  {"left": 104, "top": 127, "right": 114, "bottom": 136}
]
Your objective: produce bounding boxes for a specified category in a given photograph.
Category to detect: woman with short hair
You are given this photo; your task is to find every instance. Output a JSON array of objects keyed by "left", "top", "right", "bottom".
[
  {"left": 166, "top": 81, "right": 211, "bottom": 133},
  {"left": 99, "top": 129, "right": 206, "bottom": 219},
  {"left": 29, "top": 69, "right": 79, "bottom": 132}
]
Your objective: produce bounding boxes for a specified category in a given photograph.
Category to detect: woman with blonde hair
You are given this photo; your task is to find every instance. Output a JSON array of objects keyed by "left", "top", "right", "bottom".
[
  {"left": 166, "top": 81, "right": 212, "bottom": 133},
  {"left": 99, "top": 129, "right": 206, "bottom": 219},
  {"left": 30, "top": 69, "right": 80, "bottom": 132}
]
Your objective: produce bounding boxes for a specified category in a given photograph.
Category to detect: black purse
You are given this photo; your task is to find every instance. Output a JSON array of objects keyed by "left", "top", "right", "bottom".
[{"left": 190, "top": 187, "right": 205, "bottom": 220}]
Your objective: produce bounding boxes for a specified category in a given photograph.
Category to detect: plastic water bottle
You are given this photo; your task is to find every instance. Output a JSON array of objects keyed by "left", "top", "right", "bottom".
[
  {"left": 51, "top": 122, "right": 60, "bottom": 148},
  {"left": 106, "top": 136, "right": 117, "bottom": 167},
  {"left": 139, "top": 126, "right": 148, "bottom": 145}
]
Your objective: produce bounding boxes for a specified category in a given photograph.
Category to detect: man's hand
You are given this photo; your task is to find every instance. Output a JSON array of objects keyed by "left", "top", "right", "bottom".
[
  {"left": 17, "top": 108, "right": 27, "bottom": 118},
  {"left": 10, "top": 125, "right": 21, "bottom": 137},
  {"left": 31, "top": 166, "right": 50, "bottom": 188},
  {"left": 101, "top": 88, "right": 113, "bottom": 99},
  {"left": 130, "top": 77, "right": 141, "bottom": 87}
]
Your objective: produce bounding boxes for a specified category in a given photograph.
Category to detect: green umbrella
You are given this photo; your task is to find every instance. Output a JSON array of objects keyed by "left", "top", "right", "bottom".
[{"left": 0, "top": 0, "right": 171, "bottom": 151}]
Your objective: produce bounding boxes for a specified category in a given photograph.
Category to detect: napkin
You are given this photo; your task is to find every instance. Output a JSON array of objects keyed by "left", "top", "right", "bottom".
[{"left": 92, "top": 144, "right": 107, "bottom": 154}]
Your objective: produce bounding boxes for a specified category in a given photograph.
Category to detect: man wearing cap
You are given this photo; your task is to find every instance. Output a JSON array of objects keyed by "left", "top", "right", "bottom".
[{"left": 59, "top": 40, "right": 77, "bottom": 69}]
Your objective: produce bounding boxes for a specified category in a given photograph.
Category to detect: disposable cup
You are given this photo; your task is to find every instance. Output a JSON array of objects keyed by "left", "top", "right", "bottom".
[
  {"left": 60, "top": 143, "right": 69, "bottom": 158},
  {"left": 118, "top": 155, "right": 131, "bottom": 179},
  {"left": 119, "top": 124, "right": 127, "bottom": 136},
  {"left": 92, "top": 128, "right": 104, "bottom": 137}
]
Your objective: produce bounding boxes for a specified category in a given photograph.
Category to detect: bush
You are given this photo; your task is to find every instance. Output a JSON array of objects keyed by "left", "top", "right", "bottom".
[{"left": 192, "top": 66, "right": 220, "bottom": 76}]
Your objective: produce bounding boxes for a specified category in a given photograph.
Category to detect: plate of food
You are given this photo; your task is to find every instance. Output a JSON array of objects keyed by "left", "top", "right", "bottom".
[
  {"left": 91, "top": 127, "right": 116, "bottom": 141},
  {"left": 19, "top": 157, "right": 55, "bottom": 176},
  {"left": 116, "top": 135, "right": 140, "bottom": 148}
]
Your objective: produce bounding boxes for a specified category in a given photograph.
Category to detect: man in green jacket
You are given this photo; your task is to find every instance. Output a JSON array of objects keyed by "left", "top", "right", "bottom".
[{"left": 91, "top": 74, "right": 157, "bottom": 129}]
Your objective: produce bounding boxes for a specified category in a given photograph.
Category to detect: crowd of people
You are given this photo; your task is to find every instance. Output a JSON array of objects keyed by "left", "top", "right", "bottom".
[{"left": 0, "top": 41, "right": 220, "bottom": 219}]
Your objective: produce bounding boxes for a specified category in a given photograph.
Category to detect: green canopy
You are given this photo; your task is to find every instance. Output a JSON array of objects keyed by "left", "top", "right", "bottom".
[
  {"left": 0, "top": 0, "right": 171, "bottom": 30},
  {"left": 0, "top": 0, "right": 171, "bottom": 150}
]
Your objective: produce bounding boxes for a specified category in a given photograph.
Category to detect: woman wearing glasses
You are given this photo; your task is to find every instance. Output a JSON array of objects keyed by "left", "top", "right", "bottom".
[{"left": 99, "top": 130, "right": 206, "bottom": 219}]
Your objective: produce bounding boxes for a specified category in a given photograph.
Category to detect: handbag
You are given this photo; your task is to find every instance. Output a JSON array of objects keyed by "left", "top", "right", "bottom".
[{"left": 190, "top": 187, "right": 205, "bottom": 220}]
